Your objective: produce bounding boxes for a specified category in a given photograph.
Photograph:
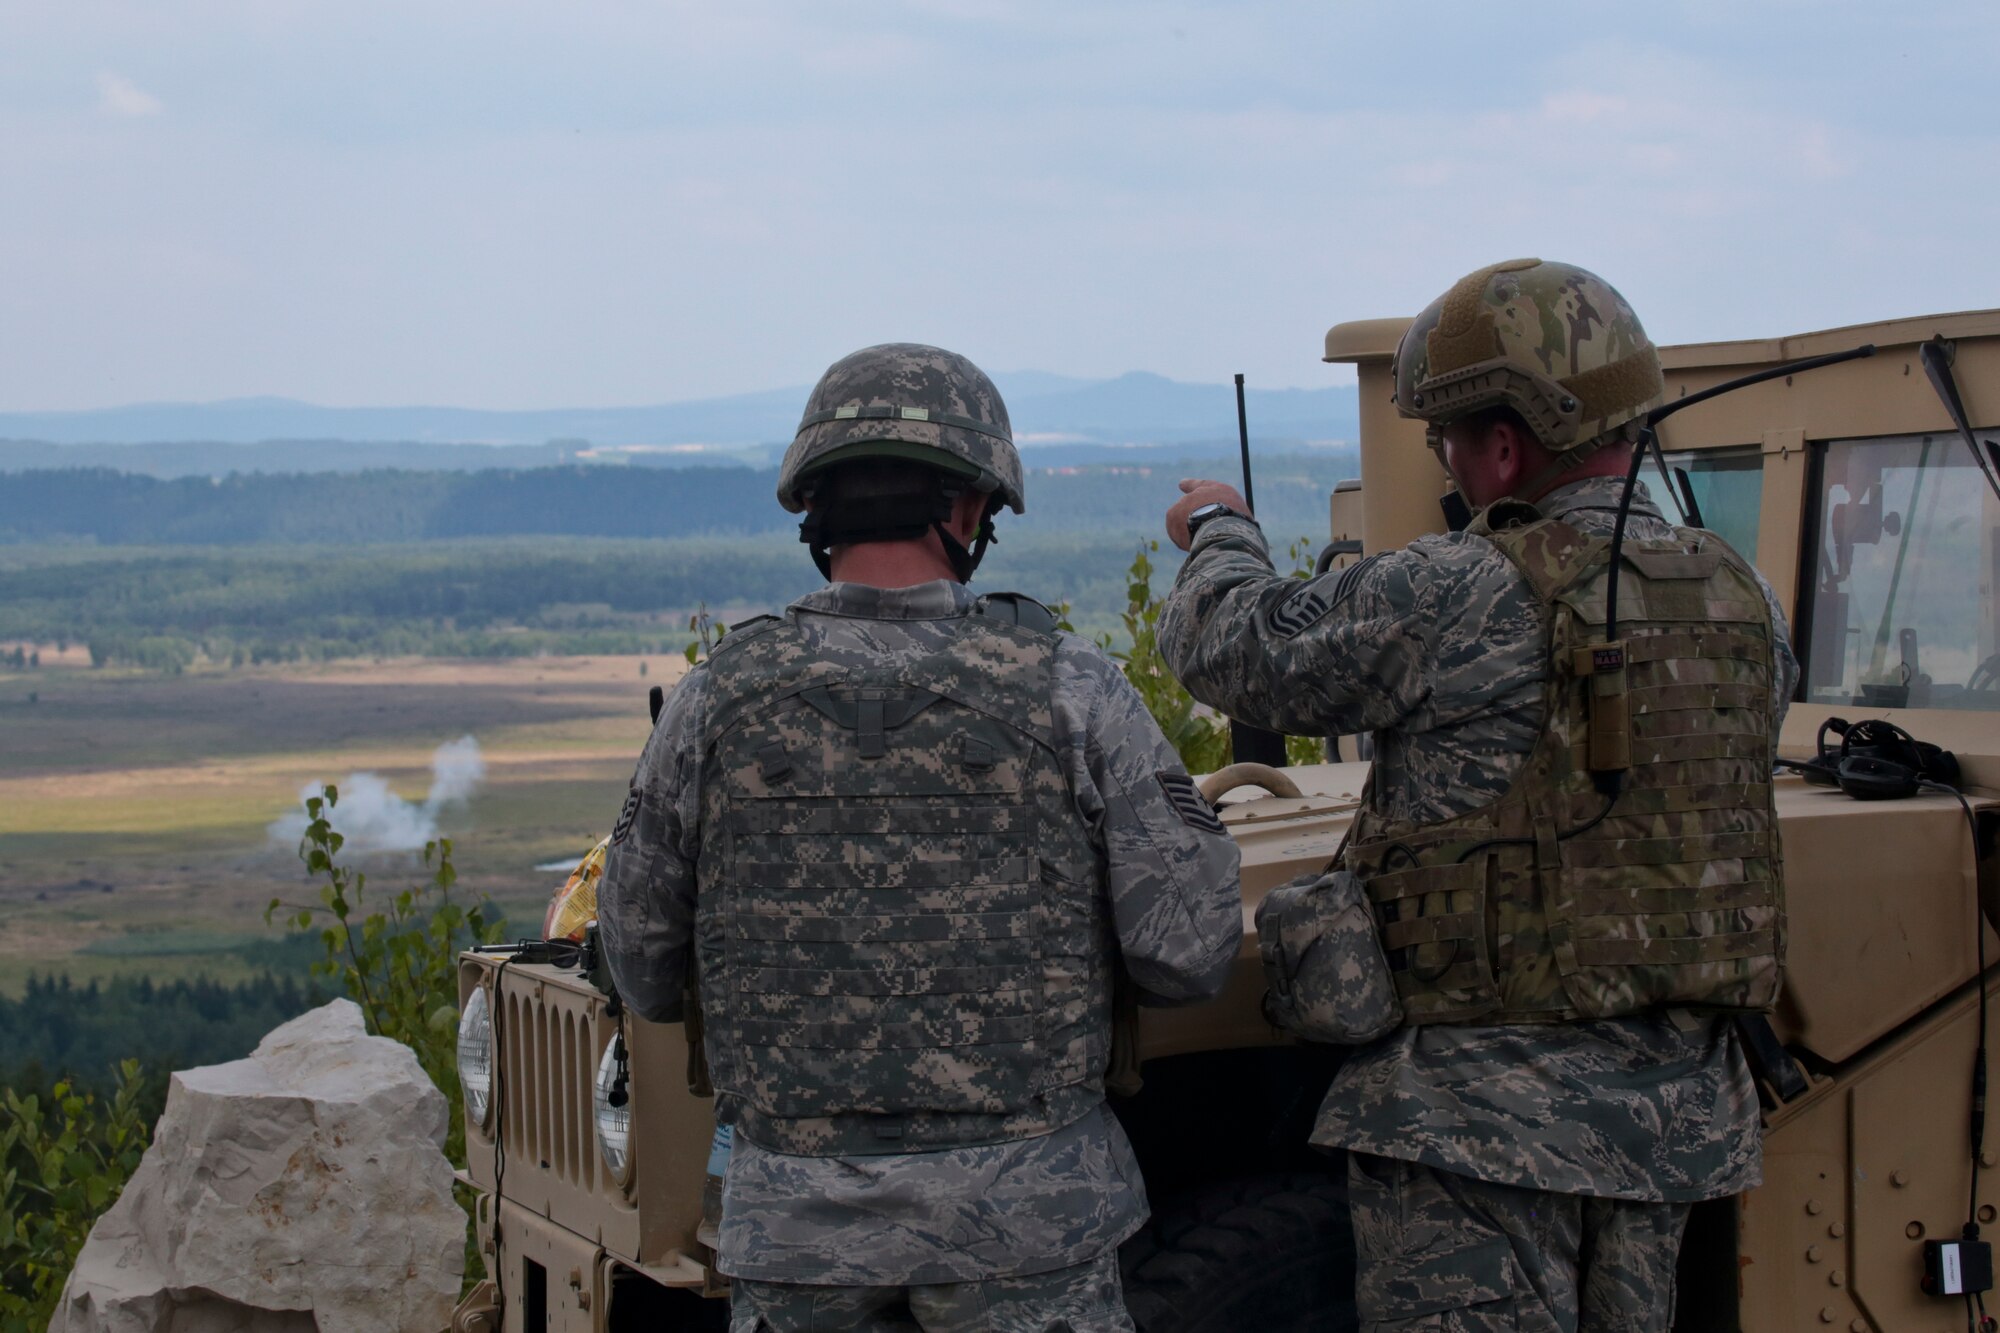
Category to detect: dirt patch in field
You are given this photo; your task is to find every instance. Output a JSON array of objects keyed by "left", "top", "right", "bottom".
[
  {"left": 0, "top": 654, "right": 685, "bottom": 779},
  {"left": 0, "top": 654, "right": 685, "bottom": 984}
]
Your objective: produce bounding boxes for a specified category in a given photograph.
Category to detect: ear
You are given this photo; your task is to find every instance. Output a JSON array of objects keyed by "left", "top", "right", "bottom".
[
  {"left": 947, "top": 489, "right": 988, "bottom": 541},
  {"left": 1489, "top": 418, "right": 1532, "bottom": 494}
]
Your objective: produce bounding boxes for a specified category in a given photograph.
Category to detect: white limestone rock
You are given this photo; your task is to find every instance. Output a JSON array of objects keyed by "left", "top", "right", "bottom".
[{"left": 53, "top": 998, "right": 464, "bottom": 1333}]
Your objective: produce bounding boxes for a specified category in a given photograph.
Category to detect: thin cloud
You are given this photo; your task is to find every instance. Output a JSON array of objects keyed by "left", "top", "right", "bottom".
[{"left": 96, "top": 72, "right": 162, "bottom": 118}]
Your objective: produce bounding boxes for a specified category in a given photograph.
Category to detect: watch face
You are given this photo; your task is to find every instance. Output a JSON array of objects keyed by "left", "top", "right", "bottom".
[{"left": 1188, "top": 502, "right": 1234, "bottom": 530}]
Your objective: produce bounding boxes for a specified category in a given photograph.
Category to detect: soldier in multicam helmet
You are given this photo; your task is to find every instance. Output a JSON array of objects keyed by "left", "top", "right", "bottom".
[
  {"left": 1158, "top": 260, "right": 1797, "bottom": 1331},
  {"left": 598, "top": 342, "right": 1243, "bottom": 1333}
]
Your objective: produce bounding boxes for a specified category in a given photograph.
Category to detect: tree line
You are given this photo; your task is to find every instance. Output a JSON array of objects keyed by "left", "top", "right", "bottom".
[
  {"left": 0, "top": 453, "right": 1353, "bottom": 546},
  {"left": 0, "top": 972, "right": 329, "bottom": 1100},
  {"left": 0, "top": 527, "right": 1335, "bottom": 669}
]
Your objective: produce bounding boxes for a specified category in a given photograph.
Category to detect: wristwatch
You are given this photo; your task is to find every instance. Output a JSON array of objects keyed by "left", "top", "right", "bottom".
[{"left": 1185, "top": 501, "right": 1250, "bottom": 539}]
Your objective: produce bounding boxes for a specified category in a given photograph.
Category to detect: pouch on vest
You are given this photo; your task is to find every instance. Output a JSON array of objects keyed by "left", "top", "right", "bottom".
[{"left": 1256, "top": 867, "right": 1402, "bottom": 1045}]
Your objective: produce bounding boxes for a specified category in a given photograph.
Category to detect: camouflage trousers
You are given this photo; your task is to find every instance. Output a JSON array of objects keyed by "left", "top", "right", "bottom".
[
  {"left": 728, "top": 1251, "right": 1133, "bottom": 1333},
  {"left": 1348, "top": 1153, "right": 1691, "bottom": 1332}
]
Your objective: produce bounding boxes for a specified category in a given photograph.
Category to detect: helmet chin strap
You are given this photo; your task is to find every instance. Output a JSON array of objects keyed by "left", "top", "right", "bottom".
[{"left": 932, "top": 515, "right": 996, "bottom": 583}]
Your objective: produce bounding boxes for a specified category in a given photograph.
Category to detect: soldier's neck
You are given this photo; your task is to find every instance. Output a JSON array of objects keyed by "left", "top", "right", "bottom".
[
  {"left": 1514, "top": 445, "right": 1634, "bottom": 505},
  {"left": 827, "top": 536, "right": 963, "bottom": 590}
]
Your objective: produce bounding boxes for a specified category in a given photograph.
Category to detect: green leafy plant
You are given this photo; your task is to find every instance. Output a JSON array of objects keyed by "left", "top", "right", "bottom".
[
  {"left": 0, "top": 1062, "right": 152, "bottom": 1330},
  {"left": 1105, "top": 542, "right": 1232, "bottom": 773},
  {"left": 684, "top": 603, "right": 728, "bottom": 664},
  {"left": 1109, "top": 538, "right": 1334, "bottom": 773},
  {"left": 266, "top": 786, "right": 505, "bottom": 1285}
]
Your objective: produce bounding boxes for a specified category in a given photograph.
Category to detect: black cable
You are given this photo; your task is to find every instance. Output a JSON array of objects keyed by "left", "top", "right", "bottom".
[
  {"left": 1450, "top": 787, "right": 1625, "bottom": 866},
  {"left": 1381, "top": 843, "right": 1424, "bottom": 873},
  {"left": 1920, "top": 779, "right": 1990, "bottom": 1272},
  {"left": 1601, "top": 427, "right": 1653, "bottom": 645},
  {"left": 488, "top": 952, "right": 513, "bottom": 1313}
]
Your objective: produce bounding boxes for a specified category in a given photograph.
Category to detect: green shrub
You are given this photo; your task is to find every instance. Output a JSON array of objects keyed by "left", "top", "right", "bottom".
[
  {"left": 267, "top": 787, "right": 506, "bottom": 1286},
  {"left": 0, "top": 1062, "right": 152, "bottom": 1330},
  {"left": 1108, "top": 537, "right": 1327, "bottom": 772}
]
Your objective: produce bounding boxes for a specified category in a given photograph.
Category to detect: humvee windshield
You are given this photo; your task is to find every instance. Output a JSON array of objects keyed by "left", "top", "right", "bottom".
[
  {"left": 1662, "top": 447, "right": 1763, "bottom": 558},
  {"left": 1803, "top": 431, "right": 2000, "bottom": 710}
]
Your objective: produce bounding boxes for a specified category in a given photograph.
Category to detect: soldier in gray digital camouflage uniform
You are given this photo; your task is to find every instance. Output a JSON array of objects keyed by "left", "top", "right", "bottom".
[
  {"left": 598, "top": 342, "right": 1243, "bottom": 1333},
  {"left": 1158, "top": 260, "right": 1797, "bottom": 1332}
]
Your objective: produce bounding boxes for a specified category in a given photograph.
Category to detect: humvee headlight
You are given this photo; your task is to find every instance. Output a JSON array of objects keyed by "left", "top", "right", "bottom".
[
  {"left": 457, "top": 986, "right": 494, "bottom": 1130},
  {"left": 594, "top": 1034, "right": 633, "bottom": 1187}
]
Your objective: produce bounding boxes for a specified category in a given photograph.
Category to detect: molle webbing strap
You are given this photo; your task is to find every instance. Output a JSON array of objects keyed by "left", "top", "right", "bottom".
[
  {"left": 1379, "top": 912, "right": 1482, "bottom": 952},
  {"left": 1623, "top": 630, "right": 1768, "bottom": 663},
  {"left": 735, "top": 802, "right": 1013, "bottom": 835},
  {"left": 797, "top": 403, "right": 1013, "bottom": 446},
  {"left": 1362, "top": 859, "right": 1478, "bottom": 905},
  {"left": 1625, "top": 682, "right": 1766, "bottom": 712},
  {"left": 730, "top": 911, "right": 1035, "bottom": 944},
  {"left": 1557, "top": 783, "right": 1761, "bottom": 821},
  {"left": 1568, "top": 879, "right": 1775, "bottom": 917},
  {"left": 857, "top": 695, "right": 885, "bottom": 757},
  {"left": 755, "top": 740, "right": 792, "bottom": 783},
  {"left": 1560, "top": 828, "right": 1768, "bottom": 869},
  {"left": 1574, "top": 928, "right": 1776, "bottom": 967},
  {"left": 735, "top": 855, "right": 1036, "bottom": 891}
]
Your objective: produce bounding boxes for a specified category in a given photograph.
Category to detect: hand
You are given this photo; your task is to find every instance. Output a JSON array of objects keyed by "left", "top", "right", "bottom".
[{"left": 1165, "top": 479, "right": 1252, "bottom": 551}]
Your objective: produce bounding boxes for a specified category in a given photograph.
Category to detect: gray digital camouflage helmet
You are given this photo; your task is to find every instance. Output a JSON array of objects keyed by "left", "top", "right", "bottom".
[{"left": 777, "top": 343, "right": 1025, "bottom": 515}]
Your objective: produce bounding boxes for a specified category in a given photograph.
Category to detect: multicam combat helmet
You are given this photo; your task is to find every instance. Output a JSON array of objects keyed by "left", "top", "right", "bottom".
[
  {"left": 776, "top": 343, "right": 1024, "bottom": 514},
  {"left": 1392, "top": 259, "right": 1665, "bottom": 457}
]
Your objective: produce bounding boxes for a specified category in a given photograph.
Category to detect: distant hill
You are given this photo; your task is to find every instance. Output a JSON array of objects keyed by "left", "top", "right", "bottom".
[{"left": 0, "top": 372, "right": 1358, "bottom": 477}]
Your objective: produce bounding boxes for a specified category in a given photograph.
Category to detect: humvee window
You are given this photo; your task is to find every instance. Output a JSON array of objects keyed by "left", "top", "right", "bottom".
[
  {"left": 1804, "top": 432, "right": 2000, "bottom": 710},
  {"left": 1661, "top": 447, "right": 1763, "bottom": 558}
]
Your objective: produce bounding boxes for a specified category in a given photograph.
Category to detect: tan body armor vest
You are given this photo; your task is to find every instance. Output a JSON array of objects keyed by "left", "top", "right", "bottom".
[
  {"left": 1345, "top": 508, "right": 1785, "bottom": 1024},
  {"left": 696, "top": 601, "right": 1108, "bottom": 1155}
]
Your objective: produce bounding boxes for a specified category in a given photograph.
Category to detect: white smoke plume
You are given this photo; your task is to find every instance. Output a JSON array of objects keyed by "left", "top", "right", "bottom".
[{"left": 269, "top": 736, "right": 486, "bottom": 853}]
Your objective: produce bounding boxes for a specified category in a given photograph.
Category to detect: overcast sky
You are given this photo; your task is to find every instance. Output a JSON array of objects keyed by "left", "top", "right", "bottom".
[{"left": 2, "top": 1, "right": 1995, "bottom": 410}]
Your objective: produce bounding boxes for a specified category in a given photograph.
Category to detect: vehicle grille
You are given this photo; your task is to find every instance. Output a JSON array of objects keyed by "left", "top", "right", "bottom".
[{"left": 498, "top": 977, "right": 602, "bottom": 1195}]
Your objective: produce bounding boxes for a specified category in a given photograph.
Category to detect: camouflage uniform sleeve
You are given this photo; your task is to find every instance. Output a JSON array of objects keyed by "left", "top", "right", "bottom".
[
  {"left": 1052, "top": 634, "right": 1243, "bottom": 1007},
  {"left": 1158, "top": 515, "right": 1441, "bottom": 738},
  {"left": 1753, "top": 569, "right": 1800, "bottom": 741},
  {"left": 597, "top": 665, "right": 710, "bottom": 1023}
]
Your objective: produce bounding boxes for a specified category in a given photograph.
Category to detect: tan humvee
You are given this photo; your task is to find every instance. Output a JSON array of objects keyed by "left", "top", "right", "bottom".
[{"left": 449, "top": 308, "right": 2000, "bottom": 1333}]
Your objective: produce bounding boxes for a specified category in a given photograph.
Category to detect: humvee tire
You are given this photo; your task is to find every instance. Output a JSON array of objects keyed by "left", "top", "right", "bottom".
[{"left": 1119, "top": 1170, "right": 1357, "bottom": 1332}]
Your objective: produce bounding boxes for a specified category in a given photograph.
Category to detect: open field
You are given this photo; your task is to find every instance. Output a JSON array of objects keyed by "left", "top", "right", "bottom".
[{"left": 0, "top": 651, "right": 682, "bottom": 994}]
